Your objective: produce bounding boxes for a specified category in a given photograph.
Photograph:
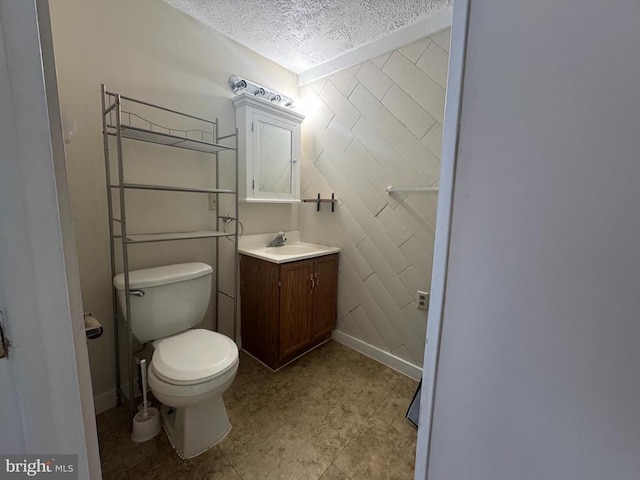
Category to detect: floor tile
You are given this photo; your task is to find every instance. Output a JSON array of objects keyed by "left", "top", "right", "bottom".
[
  {"left": 233, "top": 424, "right": 332, "bottom": 480},
  {"left": 368, "top": 394, "right": 418, "bottom": 449},
  {"left": 174, "top": 447, "right": 241, "bottom": 480},
  {"left": 328, "top": 368, "right": 393, "bottom": 419},
  {"left": 119, "top": 431, "right": 175, "bottom": 470},
  {"left": 101, "top": 462, "right": 129, "bottom": 480},
  {"left": 125, "top": 455, "right": 173, "bottom": 480},
  {"left": 96, "top": 341, "right": 417, "bottom": 479},
  {"left": 319, "top": 464, "right": 351, "bottom": 480},
  {"left": 293, "top": 400, "right": 370, "bottom": 461},
  {"left": 96, "top": 403, "right": 131, "bottom": 433},
  {"left": 218, "top": 402, "right": 287, "bottom": 466},
  {"left": 333, "top": 424, "right": 416, "bottom": 480}
]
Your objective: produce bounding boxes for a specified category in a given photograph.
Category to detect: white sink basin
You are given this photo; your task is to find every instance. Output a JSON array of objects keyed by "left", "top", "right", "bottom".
[
  {"left": 238, "top": 241, "right": 340, "bottom": 264},
  {"left": 264, "top": 244, "right": 320, "bottom": 255}
]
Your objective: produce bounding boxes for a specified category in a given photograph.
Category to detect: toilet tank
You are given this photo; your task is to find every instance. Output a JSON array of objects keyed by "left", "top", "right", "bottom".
[{"left": 113, "top": 263, "right": 213, "bottom": 343}]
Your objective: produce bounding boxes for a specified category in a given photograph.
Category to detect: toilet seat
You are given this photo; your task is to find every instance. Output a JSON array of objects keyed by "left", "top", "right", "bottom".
[
  {"left": 151, "top": 329, "right": 238, "bottom": 386},
  {"left": 148, "top": 356, "right": 238, "bottom": 403}
]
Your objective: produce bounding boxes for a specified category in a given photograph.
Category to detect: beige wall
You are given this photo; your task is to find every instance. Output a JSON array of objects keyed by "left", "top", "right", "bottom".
[
  {"left": 298, "top": 29, "right": 450, "bottom": 368},
  {"left": 49, "top": 0, "right": 298, "bottom": 405}
]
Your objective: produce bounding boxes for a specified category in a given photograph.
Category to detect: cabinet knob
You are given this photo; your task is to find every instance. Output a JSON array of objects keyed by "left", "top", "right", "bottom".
[{"left": 310, "top": 273, "right": 315, "bottom": 291}]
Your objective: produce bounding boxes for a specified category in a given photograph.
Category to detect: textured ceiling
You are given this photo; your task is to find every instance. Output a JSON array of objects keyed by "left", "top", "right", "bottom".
[{"left": 161, "top": 0, "right": 451, "bottom": 74}]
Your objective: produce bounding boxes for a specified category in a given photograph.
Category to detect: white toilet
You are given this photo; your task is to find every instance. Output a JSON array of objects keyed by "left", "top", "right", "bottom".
[{"left": 113, "top": 262, "right": 239, "bottom": 458}]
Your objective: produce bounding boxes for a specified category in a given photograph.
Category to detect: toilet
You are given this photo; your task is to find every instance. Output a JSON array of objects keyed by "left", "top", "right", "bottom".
[{"left": 113, "top": 262, "right": 239, "bottom": 458}]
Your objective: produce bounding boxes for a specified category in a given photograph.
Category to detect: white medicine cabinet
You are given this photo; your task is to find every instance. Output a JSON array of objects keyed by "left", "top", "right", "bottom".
[{"left": 233, "top": 92, "right": 305, "bottom": 202}]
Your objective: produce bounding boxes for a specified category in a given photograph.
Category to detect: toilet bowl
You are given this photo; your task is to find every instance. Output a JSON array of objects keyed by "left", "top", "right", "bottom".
[
  {"left": 113, "top": 263, "right": 238, "bottom": 458},
  {"left": 147, "top": 329, "right": 238, "bottom": 458}
]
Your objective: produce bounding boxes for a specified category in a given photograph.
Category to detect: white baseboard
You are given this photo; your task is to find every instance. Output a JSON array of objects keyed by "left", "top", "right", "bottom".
[
  {"left": 93, "top": 389, "right": 118, "bottom": 415},
  {"left": 93, "top": 380, "right": 141, "bottom": 414},
  {"left": 331, "top": 330, "right": 423, "bottom": 380}
]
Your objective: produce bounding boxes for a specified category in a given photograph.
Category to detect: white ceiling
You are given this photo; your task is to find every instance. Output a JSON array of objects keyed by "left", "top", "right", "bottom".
[{"left": 161, "top": 0, "right": 451, "bottom": 74}]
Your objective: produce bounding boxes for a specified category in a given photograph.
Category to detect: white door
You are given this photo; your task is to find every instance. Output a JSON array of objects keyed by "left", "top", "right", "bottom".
[
  {"left": 0, "top": 1, "right": 100, "bottom": 477},
  {"left": 417, "top": 0, "right": 640, "bottom": 479}
]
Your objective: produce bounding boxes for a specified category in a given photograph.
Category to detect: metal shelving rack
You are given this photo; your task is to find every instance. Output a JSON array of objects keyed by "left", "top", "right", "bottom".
[{"left": 100, "top": 85, "right": 239, "bottom": 409}]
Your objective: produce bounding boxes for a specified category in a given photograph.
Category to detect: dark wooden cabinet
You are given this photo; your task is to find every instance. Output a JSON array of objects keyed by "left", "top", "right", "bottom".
[
  {"left": 240, "top": 253, "right": 339, "bottom": 369},
  {"left": 310, "top": 255, "right": 339, "bottom": 343}
]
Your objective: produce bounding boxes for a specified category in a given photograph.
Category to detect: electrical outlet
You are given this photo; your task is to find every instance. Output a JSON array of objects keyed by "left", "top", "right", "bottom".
[
  {"left": 208, "top": 193, "right": 217, "bottom": 211},
  {"left": 417, "top": 290, "right": 429, "bottom": 311}
]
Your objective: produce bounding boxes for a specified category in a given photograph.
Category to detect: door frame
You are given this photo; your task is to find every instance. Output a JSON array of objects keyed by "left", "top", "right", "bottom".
[{"left": 414, "top": 0, "right": 471, "bottom": 478}]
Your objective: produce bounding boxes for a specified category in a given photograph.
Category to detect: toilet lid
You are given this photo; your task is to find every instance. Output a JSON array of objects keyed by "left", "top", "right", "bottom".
[{"left": 151, "top": 329, "right": 238, "bottom": 385}]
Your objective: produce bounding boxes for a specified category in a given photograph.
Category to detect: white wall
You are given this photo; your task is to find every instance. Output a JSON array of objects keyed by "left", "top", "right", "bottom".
[
  {"left": 298, "top": 29, "right": 450, "bottom": 373},
  {"left": 48, "top": 0, "right": 298, "bottom": 410},
  {"left": 424, "top": 1, "right": 640, "bottom": 478}
]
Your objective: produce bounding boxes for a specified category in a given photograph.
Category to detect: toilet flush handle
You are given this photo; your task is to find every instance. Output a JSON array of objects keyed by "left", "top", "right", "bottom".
[{"left": 130, "top": 289, "right": 145, "bottom": 297}]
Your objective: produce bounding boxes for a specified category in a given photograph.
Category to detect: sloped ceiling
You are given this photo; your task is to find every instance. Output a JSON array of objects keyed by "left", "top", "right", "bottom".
[{"left": 161, "top": 0, "right": 451, "bottom": 74}]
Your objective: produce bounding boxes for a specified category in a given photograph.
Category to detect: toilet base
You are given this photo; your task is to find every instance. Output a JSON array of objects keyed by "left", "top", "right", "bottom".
[{"left": 160, "top": 395, "right": 231, "bottom": 459}]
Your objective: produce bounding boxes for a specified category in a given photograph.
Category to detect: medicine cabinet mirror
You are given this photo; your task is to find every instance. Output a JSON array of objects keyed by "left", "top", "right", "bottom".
[{"left": 233, "top": 92, "right": 304, "bottom": 202}]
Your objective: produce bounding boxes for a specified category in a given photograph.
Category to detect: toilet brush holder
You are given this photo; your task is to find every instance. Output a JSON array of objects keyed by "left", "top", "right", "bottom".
[
  {"left": 131, "top": 358, "right": 161, "bottom": 443},
  {"left": 131, "top": 406, "right": 161, "bottom": 443}
]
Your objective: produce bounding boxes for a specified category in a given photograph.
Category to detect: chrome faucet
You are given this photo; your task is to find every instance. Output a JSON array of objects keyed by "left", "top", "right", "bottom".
[{"left": 267, "top": 231, "right": 287, "bottom": 247}]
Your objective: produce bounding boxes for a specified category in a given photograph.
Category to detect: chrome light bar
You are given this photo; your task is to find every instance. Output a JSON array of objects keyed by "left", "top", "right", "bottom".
[{"left": 228, "top": 75, "right": 295, "bottom": 109}]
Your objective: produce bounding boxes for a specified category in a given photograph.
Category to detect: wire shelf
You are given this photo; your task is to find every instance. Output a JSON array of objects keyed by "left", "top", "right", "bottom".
[
  {"left": 121, "top": 230, "right": 236, "bottom": 244},
  {"left": 101, "top": 85, "right": 240, "bottom": 412},
  {"left": 110, "top": 183, "right": 236, "bottom": 194},
  {"left": 105, "top": 107, "right": 236, "bottom": 153}
]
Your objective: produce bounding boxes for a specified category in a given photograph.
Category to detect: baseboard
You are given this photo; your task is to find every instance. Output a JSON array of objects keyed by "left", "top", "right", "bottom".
[
  {"left": 93, "top": 381, "right": 141, "bottom": 415},
  {"left": 93, "top": 389, "right": 118, "bottom": 415},
  {"left": 331, "top": 330, "right": 423, "bottom": 380}
]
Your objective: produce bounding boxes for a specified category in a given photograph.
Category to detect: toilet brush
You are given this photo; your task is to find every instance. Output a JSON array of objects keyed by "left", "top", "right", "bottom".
[{"left": 131, "top": 359, "right": 161, "bottom": 443}]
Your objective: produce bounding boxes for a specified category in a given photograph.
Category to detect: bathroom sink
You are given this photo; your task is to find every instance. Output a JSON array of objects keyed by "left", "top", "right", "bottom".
[
  {"left": 238, "top": 237, "right": 340, "bottom": 264},
  {"left": 264, "top": 244, "right": 320, "bottom": 255}
]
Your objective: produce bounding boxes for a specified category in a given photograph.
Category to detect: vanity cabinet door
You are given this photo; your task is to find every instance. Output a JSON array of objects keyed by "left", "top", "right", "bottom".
[
  {"left": 239, "top": 255, "right": 280, "bottom": 367},
  {"left": 279, "top": 259, "right": 313, "bottom": 360},
  {"left": 311, "top": 254, "right": 338, "bottom": 343}
]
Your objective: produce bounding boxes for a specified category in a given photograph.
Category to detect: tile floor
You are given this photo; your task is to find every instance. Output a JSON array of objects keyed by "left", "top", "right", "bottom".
[{"left": 97, "top": 341, "right": 419, "bottom": 479}]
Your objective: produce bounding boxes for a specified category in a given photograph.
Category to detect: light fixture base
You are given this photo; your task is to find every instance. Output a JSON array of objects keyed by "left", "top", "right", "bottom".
[{"left": 228, "top": 75, "right": 295, "bottom": 109}]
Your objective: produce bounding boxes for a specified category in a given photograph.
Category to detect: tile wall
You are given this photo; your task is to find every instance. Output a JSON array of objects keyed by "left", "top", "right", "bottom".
[{"left": 299, "top": 28, "right": 450, "bottom": 367}]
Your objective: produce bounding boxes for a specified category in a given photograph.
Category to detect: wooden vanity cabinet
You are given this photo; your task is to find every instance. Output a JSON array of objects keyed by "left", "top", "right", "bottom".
[{"left": 240, "top": 253, "right": 338, "bottom": 369}]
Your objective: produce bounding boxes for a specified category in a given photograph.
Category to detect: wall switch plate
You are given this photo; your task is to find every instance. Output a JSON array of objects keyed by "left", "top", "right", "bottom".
[
  {"left": 208, "top": 193, "right": 217, "bottom": 211},
  {"left": 417, "top": 290, "right": 429, "bottom": 311}
]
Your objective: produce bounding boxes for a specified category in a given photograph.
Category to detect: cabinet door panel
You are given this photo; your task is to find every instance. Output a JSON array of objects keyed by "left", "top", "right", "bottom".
[
  {"left": 240, "top": 255, "right": 279, "bottom": 366},
  {"left": 256, "top": 120, "right": 292, "bottom": 194},
  {"left": 311, "top": 254, "right": 339, "bottom": 342},
  {"left": 252, "top": 112, "right": 298, "bottom": 201},
  {"left": 279, "top": 260, "right": 313, "bottom": 359}
]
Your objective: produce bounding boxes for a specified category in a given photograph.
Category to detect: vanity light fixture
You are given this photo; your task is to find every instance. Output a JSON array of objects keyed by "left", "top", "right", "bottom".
[{"left": 228, "top": 75, "right": 295, "bottom": 109}]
